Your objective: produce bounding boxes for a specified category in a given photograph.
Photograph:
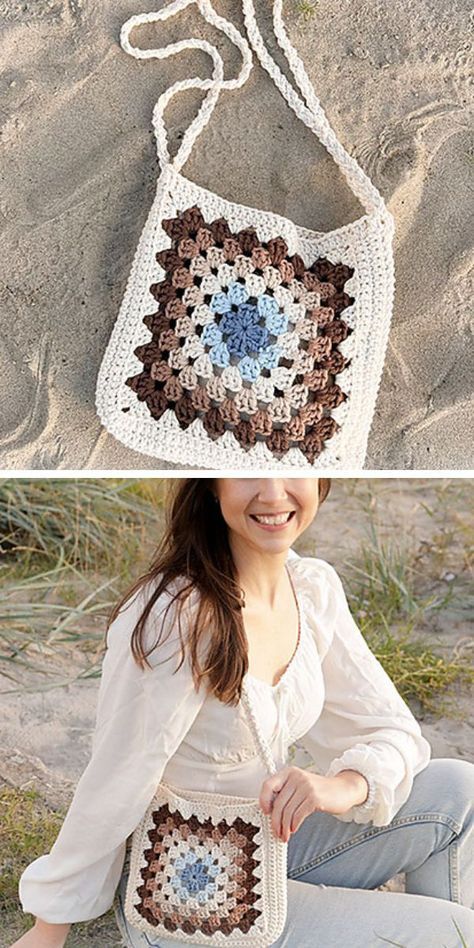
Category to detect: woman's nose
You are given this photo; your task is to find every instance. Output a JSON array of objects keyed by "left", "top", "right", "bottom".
[{"left": 255, "top": 478, "right": 290, "bottom": 503}]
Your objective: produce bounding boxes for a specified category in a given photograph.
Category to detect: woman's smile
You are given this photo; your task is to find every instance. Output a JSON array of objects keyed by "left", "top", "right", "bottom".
[
  {"left": 249, "top": 510, "right": 297, "bottom": 531},
  {"left": 215, "top": 479, "right": 320, "bottom": 557}
]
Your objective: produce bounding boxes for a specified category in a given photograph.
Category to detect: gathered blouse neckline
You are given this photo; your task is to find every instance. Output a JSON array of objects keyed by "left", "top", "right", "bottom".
[{"left": 243, "top": 558, "right": 306, "bottom": 693}]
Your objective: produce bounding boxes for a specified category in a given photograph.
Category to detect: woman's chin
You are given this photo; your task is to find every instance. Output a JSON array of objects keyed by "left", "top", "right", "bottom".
[{"left": 247, "top": 527, "right": 297, "bottom": 555}]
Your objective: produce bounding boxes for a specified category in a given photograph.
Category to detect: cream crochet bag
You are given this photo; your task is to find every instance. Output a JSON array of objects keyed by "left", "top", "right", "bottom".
[
  {"left": 96, "top": 0, "right": 395, "bottom": 470},
  {"left": 124, "top": 679, "right": 287, "bottom": 945}
]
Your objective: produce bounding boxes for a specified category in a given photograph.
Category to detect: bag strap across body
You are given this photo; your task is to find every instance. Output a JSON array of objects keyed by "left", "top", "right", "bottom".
[
  {"left": 120, "top": 0, "right": 391, "bottom": 223},
  {"left": 239, "top": 680, "right": 279, "bottom": 779}
]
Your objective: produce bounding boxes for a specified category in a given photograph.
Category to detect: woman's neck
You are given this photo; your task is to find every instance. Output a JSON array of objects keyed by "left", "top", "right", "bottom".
[{"left": 230, "top": 538, "right": 289, "bottom": 608}]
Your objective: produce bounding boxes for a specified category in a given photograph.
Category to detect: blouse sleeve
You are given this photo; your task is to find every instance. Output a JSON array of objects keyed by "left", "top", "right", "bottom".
[
  {"left": 296, "top": 556, "right": 432, "bottom": 827},
  {"left": 18, "top": 582, "right": 207, "bottom": 924}
]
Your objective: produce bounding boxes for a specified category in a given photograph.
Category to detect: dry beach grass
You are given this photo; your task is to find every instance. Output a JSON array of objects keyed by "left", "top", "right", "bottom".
[
  {"left": 0, "top": 477, "right": 473, "bottom": 945},
  {"left": 0, "top": 0, "right": 472, "bottom": 469}
]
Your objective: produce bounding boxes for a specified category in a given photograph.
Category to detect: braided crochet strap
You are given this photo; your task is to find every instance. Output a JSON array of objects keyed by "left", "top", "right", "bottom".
[
  {"left": 120, "top": 0, "right": 252, "bottom": 173},
  {"left": 240, "top": 680, "right": 279, "bottom": 777},
  {"left": 242, "top": 0, "right": 389, "bottom": 219}
]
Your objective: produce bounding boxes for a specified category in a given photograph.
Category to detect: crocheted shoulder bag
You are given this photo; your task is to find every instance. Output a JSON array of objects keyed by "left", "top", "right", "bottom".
[
  {"left": 96, "top": 0, "right": 395, "bottom": 470},
  {"left": 123, "top": 678, "right": 288, "bottom": 945}
]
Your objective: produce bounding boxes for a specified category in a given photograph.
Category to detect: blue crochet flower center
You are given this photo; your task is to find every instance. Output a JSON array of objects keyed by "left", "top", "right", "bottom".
[
  {"left": 171, "top": 850, "right": 220, "bottom": 903},
  {"left": 203, "top": 281, "right": 288, "bottom": 382},
  {"left": 221, "top": 302, "right": 268, "bottom": 359}
]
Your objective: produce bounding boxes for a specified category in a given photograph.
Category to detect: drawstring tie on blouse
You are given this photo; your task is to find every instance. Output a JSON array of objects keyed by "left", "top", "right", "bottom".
[{"left": 273, "top": 677, "right": 300, "bottom": 764}]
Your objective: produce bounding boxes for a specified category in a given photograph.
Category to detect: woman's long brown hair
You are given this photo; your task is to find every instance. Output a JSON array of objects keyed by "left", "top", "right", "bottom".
[{"left": 107, "top": 478, "right": 331, "bottom": 706}]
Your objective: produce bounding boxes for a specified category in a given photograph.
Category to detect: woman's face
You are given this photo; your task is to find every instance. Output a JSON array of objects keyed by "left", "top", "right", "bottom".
[{"left": 214, "top": 478, "right": 320, "bottom": 557}]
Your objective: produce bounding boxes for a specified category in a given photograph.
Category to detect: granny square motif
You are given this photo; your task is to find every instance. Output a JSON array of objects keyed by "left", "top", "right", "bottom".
[
  {"left": 125, "top": 204, "right": 355, "bottom": 464},
  {"left": 96, "top": 0, "right": 395, "bottom": 469},
  {"left": 124, "top": 679, "right": 288, "bottom": 947},
  {"left": 130, "top": 799, "right": 266, "bottom": 939}
]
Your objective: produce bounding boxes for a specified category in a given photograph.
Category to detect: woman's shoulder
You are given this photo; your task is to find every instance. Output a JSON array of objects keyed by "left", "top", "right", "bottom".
[
  {"left": 287, "top": 549, "right": 347, "bottom": 656},
  {"left": 107, "top": 573, "right": 202, "bottom": 664},
  {"left": 120, "top": 573, "right": 198, "bottom": 616},
  {"left": 287, "top": 548, "right": 344, "bottom": 594}
]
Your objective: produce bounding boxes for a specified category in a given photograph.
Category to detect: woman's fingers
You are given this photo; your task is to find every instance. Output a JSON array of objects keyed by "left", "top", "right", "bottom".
[
  {"left": 262, "top": 767, "right": 342, "bottom": 840},
  {"left": 259, "top": 767, "right": 291, "bottom": 814},
  {"left": 270, "top": 780, "right": 299, "bottom": 840},
  {"left": 289, "top": 797, "right": 312, "bottom": 835},
  {"left": 279, "top": 788, "right": 308, "bottom": 841},
  {"left": 261, "top": 767, "right": 315, "bottom": 840},
  {"left": 261, "top": 768, "right": 364, "bottom": 843}
]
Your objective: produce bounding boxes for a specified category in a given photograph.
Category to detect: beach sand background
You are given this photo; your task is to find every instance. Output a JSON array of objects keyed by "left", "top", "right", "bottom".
[{"left": 0, "top": 0, "right": 473, "bottom": 470}]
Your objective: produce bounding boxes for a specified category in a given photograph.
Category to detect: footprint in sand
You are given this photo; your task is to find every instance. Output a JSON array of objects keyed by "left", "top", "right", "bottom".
[
  {"left": 354, "top": 101, "right": 464, "bottom": 188},
  {"left": 353, "top": 100, "right": 466, "bottom": 241},
  {"left": 0, "top": 333, "right": 51, "bottom": 456},
  {"left": 0, "top": 0, "right": 82, "bottom": 23}
]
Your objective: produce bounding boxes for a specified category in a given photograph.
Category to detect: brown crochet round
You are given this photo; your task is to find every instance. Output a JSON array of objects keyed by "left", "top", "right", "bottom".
[
  {"left": 126, "top": 205, "right": 354, "bottom": 462},
  {"left": 133, "top": 802, "right": 262, "bottom": 937}
]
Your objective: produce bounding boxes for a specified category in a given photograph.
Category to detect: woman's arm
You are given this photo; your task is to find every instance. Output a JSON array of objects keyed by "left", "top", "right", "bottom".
[
  {"left": 297, "top": 557, "right": 432, "bottom": 827},
  {"left": 10, "top": 920, "right": 71, "bottom": 948},
  {"left": 17, "top": 583, "right": 207, "bottom": 928}
]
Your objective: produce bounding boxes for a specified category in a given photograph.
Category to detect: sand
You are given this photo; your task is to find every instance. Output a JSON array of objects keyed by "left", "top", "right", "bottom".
[{"left": 0, "top": 0, "right": 472, "bottom": 470}]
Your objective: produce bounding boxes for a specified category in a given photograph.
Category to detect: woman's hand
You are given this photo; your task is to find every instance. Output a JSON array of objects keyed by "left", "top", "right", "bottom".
[
  {"left": 259, "top": 766, "right": 370, "bottom": 842},
  {"left": 9, "top": 919, "right": 71, "bottom": 948}
]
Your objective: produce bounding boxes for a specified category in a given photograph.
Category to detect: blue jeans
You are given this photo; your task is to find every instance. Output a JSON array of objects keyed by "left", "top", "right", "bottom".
[{"left": 113, "top": 758, "right": 474, "bottom": 947}]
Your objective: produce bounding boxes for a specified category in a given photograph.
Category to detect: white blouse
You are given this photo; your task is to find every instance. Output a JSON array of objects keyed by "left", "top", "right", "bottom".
[{"left": 19, "top": 550, "right": 431, "bottom": 924}]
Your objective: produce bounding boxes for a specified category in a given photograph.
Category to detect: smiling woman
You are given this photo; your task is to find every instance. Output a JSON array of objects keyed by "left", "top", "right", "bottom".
[
  {"left": 107, "top": 478, "right": 330, "bottom": 706},
  {"left": 13, "top": 479, "right": 474, "bottom": 948}
]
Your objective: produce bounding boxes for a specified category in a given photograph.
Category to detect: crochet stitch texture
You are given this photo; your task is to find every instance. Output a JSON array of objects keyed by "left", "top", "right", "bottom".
[
  {"left": 135, "top": 804, "right": 262, "bottom": 936},
  {"left": 95, "top": 0, "right": 395, "bottom": 469},
  {"left": 125, "top": 204, "right": 354, "bottom": 463},
  {"left": 124, "top": 682, "right": 288, "bottom": 946}
]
